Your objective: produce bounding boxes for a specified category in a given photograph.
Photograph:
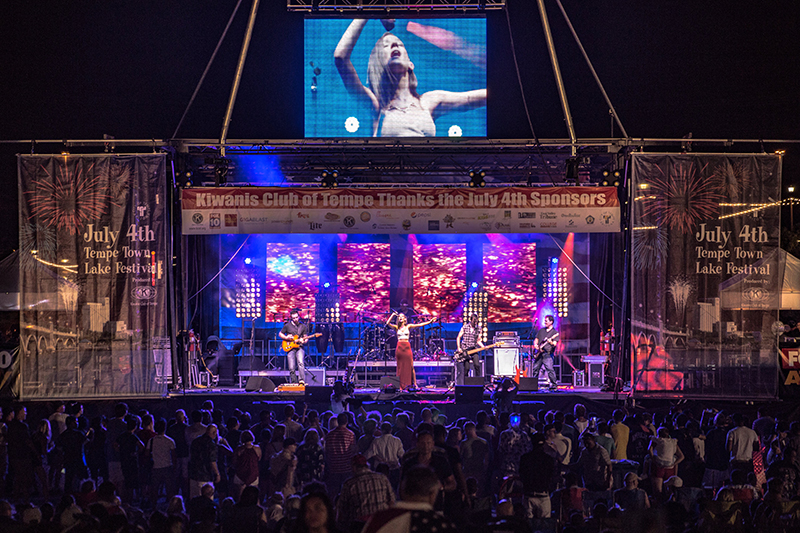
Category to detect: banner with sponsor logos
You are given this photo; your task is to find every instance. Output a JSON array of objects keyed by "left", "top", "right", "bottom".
[
  {"left": 630, "top": 153, "right": 781, "bottom": 398},
  {"left": 17, "top": 154, "right": 170, "bottom": 399},
  {"left": 181, "top": 186, "right": 620, "bottom": 235}
]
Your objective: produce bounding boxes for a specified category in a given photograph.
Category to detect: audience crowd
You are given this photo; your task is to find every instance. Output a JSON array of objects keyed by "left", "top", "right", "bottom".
[{"left": 0, "top": 397, "right": 799, "bottom": 532}]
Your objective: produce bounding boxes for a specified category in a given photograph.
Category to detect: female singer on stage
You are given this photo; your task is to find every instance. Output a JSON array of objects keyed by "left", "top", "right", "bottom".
[{"left": 386, "top": 311, "right": 435, "bottom": 389}]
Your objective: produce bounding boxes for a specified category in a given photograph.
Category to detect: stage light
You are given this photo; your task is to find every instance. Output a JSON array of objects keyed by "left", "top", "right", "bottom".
[
  {"left": 323, "top": 281, "right": 331, "bottom": 289},
  {"left": 565, "top": 158, "right": 580, "bottom": 184},
  {"left": 789, "top": 186, "right": 796, "bottom": 193},
  {"left": 235, "top": 272, "right": 262, "bottom": 320},
  {"left": 469, "top": 169, "right": 486, "bottom": 188},
  {"left": 244, "top": 257, "right": 252, "bottom": 265},
  {"left": 321, "top": 170, "right": 339, "bottom": 188},
  {"left": 471, "top": 281, "right": 479, "bottom": 289}
]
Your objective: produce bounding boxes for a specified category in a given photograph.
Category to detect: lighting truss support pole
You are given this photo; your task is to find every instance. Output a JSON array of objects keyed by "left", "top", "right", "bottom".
[
  {"left": 220, "top": 0, "right": 261, "bottom": 156},
  {"left": 536, "top": 0, "right": 577, "bottom": 156}
]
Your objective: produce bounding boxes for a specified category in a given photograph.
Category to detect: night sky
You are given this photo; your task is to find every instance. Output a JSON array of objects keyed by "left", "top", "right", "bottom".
[{"left": 1, "top": 1, "right": 798, "bottom": 256}]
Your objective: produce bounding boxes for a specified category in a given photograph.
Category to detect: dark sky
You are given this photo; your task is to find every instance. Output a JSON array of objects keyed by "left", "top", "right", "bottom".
[{"left": 1, "top": 0, "right": 798, "bottom": 252}]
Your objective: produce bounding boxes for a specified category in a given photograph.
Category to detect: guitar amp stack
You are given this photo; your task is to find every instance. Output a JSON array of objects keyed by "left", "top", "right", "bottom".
[{"left": 493, "top": 332, "right": 520, "bottom": 376}]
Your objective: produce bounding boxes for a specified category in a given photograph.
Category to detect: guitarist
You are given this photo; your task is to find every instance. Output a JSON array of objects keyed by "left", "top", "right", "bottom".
[
  {"left": 279, "top": 308, "right": 310, "bottom": 385},
  {"left": 532, "top": 315, "right": 559, "bottom": 392},
  {"left": 455, "top": 314, "right": 484, "bottom": 385}
]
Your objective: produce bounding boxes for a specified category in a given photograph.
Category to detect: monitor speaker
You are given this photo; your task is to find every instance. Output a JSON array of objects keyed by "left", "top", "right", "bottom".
[
  {"left": 245, "top": 377, "right": 275, "bottom": 392},
  {"left": 305, "top": 386, "right": 333, "bottom": 402},
  {"left": 305, "top": 366, "right": 326, "bottom": 386},
  {"left": 380, "top": 376, "right": 401, "bottom": 390},
  {"left": 518, "top": 377, "right": 538, "bottom": 392},
  {"left": 455, "top": 385, "right": 484, "bottom": 404}
]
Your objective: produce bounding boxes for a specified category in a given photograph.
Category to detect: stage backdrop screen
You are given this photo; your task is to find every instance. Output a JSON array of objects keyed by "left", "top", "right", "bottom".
[
  {"left": 337, "top": 243, "right": 391, "bottom": 320},
  {"left": 413, "top": 243, "right": 466, "bottom": 319},
  {"left": 304, "top": 18, "right": 486, "bottom": 138},
  {"left": 265, "top": 243, "right": 319, "bottom": 318}
]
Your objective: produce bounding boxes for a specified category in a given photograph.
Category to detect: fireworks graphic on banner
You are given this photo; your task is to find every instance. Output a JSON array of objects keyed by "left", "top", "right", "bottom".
[
  {"left": 640, "top": 161, "right": 724, "bottom": 234},
  {"left": 667, "top": 277, "right": 692, "bottom": 322},
  {"left": 712, "top": 159, "right": 753, "bottom": 203},
  {"left": 27, "top": 161, "right": 117, "bottom": 235},
  {"left": 632, "top": 226, "right": 668, "bottom": 271}
]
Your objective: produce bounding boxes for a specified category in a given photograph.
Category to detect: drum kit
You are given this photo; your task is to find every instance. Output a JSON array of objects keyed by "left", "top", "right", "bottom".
[{"left": 358, "top": 310, "right": 448, "bottom": 361}]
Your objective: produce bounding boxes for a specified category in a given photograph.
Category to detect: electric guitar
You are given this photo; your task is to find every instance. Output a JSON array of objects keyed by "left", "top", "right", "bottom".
[
  {"left": 281, "top": 333, "right": 322, "bottom": 352},
  {"left": 532, "top": 332, "right": 559, "bottom": 361},
  {"left": 454, "top": 342, "right": 503, "bottom": 363}
]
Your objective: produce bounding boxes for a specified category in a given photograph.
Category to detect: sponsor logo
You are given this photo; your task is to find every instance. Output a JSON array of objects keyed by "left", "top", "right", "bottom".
[
  {"left": 297, "top": 212, "right": 310, "bottom": 219},
  {"left": 410, "top": 212, "right": 432, "bottom": 219},
  {"left": 376, "top": 212, "right": 393, "bottom": 219},
  {"left": 191, "top": 213, "right": 204, "bottom": 224},
  {"left": 309, "top": 222, "right": 322, "bottom": 230},
  {"left": 495, "top": 222, "right": 510, "bottom": 230},
  {"left": 517, "top": 212, "right": 537, "bottom": 219},
  {"left": 131, "top": 286, "right": 157, "bottom": 301},
  {"left": 540, "top": 212, "right": 557, "bottom": 220},
  {"left": 241, "top": 216, "right": 274, "bottom": 223},
  {"left": 567, "top": 219, "right": 576, "bottom": 227},
  {"left": 585, "top": 215, "right": 595, "bottom": 225},
  {"left": 743, "top": 287, "right": 770, "bottom": 302},
  {"left": 443, "top": 215, "right": 454, "bottom": 229},
  {"left": 325, "top": 213, "right": 340, "bottom": 221},
  {"left": 428, "top": 220, "right": 440, "bottom": 231},
  {"left": 504, "top": 210, "right": 511, "bottom": 219},
  {"left": 560, "top": 213, "right": 580, "bottom": 218},
  {"left": 476, "top": 214, "right": 494, "bottom": 220},
  {"left": 402, "top": 220, "right": 412, "bottom": 231},
  {"left": 360, "top": 211, "right": 371, "bottom": 222},
  {"left": 343, "top": 216, "right": 356, "bottom": 228},
  {"left": 209, "top": 213, "right": 220, "bottom": 228},
  {"left": 519, "top": 223, "right": 533, "bottom": 229},
  {"left": 480, "top": 222, "right": 492, "bottom": 230},
  {"left": 224, "top": 214, "right": 237, "bottom": 227},
  {"left": 540, "top": 222, "right": 558, "bottom": 228},
  {"left": 601, "top": 212, "right": 615, "bottom": 225}
]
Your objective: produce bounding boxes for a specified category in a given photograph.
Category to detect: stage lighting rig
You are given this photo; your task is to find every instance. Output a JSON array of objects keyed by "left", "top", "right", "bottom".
[
  {"left": 463, "top": 286, "right": 489, "bottom": 343},
  {"left": 601, "top": 169, "right": 622, "bottom": 187},
  {"left": 565, "top": 158, "right": 580, "bottom": 184},
  {"left": 235, "top": 272, "right": 262, "bottom": 320},
  {"left": 469, "top": 169, "right": 486, "bottom": 188},
  {"left": 542, "top": 258, "right": 568, "bottom": 318},
  {"left": 320, "top": 170, "right": 339, "bottom": 188},
  {"left": 315, "top": 286, "right": 340, "bottom": 323}
]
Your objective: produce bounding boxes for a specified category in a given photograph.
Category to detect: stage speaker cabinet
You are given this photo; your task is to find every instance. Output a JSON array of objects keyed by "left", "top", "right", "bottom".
[
  {"left": 494, "top": 347, "right": 519, "bottom": 376},
  {"left": 305, "top": 366, "right": 326, "bottom": 387},
  {"left": 455, "top": 385, "right": 485, "bottom": 404},
  {"left": 464, "top": 376, "right": 484, "bottom": 386},
  {"left": 380, "top": 376, "right": 401, "bottom": 392},
  {"left": 305, "top": 386, "right": 333, "bottom": 403},
  {"left": 518, "top": 377, "right": 538, "bottom": 392},
  {"left": 245, "top": 377, "right": 275, "bottom": 392}
]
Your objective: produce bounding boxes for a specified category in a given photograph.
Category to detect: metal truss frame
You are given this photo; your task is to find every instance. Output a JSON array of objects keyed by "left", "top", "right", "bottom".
[{"left": 287, "top": 1, "right": 506, "bottom": 13}]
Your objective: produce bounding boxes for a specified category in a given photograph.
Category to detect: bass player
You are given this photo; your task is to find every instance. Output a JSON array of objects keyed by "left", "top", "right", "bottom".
[
  {"left": 532, "top": 315, "right": 559, "bottom": 391},
  {"left": 279, "top": 308, "right": 311, "bottom": 385},
  {"left": 455, "top": 313, "right": 484, "bottom": 385}
]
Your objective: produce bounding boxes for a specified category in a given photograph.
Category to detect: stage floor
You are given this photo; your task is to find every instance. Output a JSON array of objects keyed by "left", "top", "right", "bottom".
[{"left": 169, "top": 382, "right": 628, "bottom": 403}]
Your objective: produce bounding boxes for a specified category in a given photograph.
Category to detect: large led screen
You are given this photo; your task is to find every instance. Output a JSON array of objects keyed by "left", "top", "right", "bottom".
[
  {"left": 337, "top": 243, "right": 391, "bottom": 320},
  {"left": 305, "top": 18, "right": 486, "bottom": 138},
  {"left": 483, "top": 242, "right": 537, "bottom": 322},
  {"left": 265, "top": 243, "right": 320, "bottom": 319},
  {"left": 413, "top": 244, "right": 466, "bottom": 319}
]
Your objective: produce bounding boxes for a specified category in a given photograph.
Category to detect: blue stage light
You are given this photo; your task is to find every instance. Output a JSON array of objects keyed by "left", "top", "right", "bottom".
[
  {"left": 323, "top": 282, "right": 331, "bottom": 289},
  {"left": 551, "top": 257, "right": 558, "bottom": 264},
  {"left": 471, "top": 281, "right": 479, "bottom": 289},
  {"left": 244, "top": 257, "right": 252, "bottom": 265}
]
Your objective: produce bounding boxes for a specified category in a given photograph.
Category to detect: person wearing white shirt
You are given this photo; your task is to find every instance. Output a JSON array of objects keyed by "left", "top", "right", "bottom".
[
  {"left": 546, "top": 422, "right": 571, "bottom": 466},
  {"left": 366, "top": 422, "right": 405, "bottom": 471},
  {"left": 726, "top": 413, "right": 760, "bottom": 474}
]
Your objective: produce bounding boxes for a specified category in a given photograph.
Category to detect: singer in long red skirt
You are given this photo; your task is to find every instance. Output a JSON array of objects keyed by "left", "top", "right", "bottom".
[{"left": 386, "top": 311, "right": 435, "bottom": 390}]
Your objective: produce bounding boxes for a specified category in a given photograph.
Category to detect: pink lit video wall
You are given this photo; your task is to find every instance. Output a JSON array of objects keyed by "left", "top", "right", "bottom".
[
  {"left": 265, "top": 243, "right": 319, "bottom": 318},
  {"left": 483, "top": 242, "right": 537, "bottom": 322},
  {"left": 337, "top": 243, "right": 391, "bottom": 320},
  {"left": 413, "top": 244, "right": 466, "bottom": 319}
]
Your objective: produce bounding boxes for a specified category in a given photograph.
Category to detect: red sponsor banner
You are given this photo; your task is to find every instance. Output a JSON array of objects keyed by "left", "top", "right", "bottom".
[{"left": 181, "top": 186, "right": 620, "bottom": 235}]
